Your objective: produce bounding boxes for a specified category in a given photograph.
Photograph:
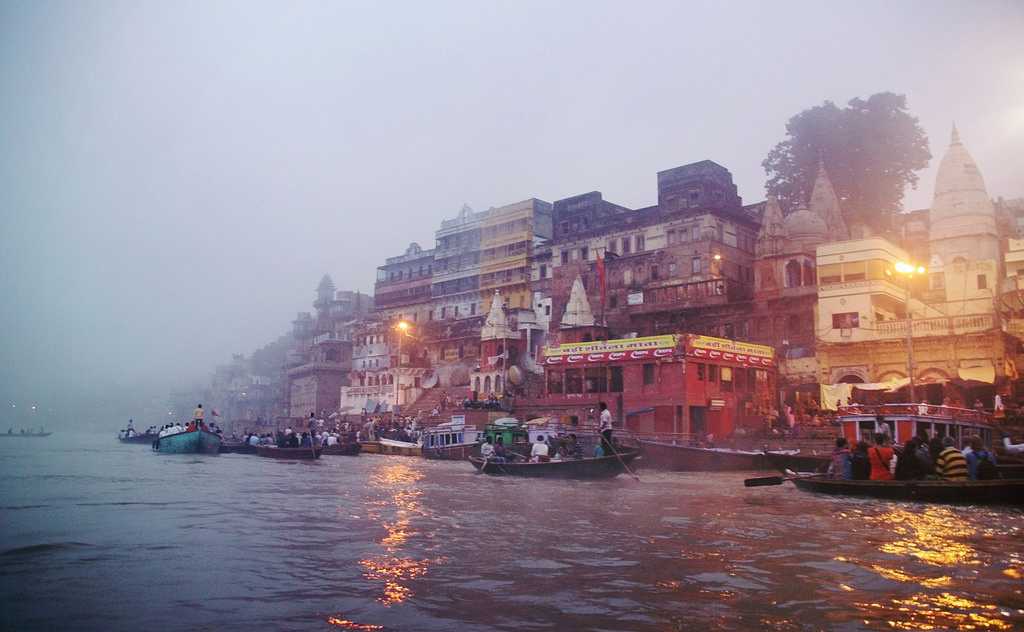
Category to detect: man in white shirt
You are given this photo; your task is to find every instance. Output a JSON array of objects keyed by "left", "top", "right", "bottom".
[
  {"left": 480, "top": 436, "right": 495, "bottom": 459},
  {"left": 248, "top": 433, "right": 260, "bottom": 447},
  {"left": 599, "top": 401, "right": 615, "bottom": 456},
  {"left": 531, "top": 435, "right": 550, "bottom": 462},
  {"left": 327, "top": 434, "right": 339, "bottom": 446}
]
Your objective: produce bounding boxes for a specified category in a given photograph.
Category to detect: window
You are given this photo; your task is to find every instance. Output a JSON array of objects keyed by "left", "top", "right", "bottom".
[
  {"left": 561, "top": 251, "right": 569, "bottom": 265},
  {"left": 539, "top": 264, "right": 547, "bottom": 278},
  {"left": 667, "top": 229, "right": 676, "bottom": 244},
  {"left": 607, "top": 239, "right": 616, "bottom": 255},
  {"left": 720, "top": 366, "right": 733, "bottom": 391},
  {"left": 560, "top": 221, "right": 569, "bottom": 235},
  {"left": 585, "top": 367, "right": 607, "bottom": 393},
  {"left": 785, "top": 260, "right": 802, "bottom": 288},
  {"left": 691, "top": 256, "right": 701, "bottom": 274},
  {"left": 977, "top": 274, "right": 987, "bottom": 290},
  {"left": 651, "top": 265, "right": 659, "bottom": 280},
  {"left": 609, "top": 366, "right": 624, "bottom": 392},
  {"left": 623, "top": 269, "right": 633, "bottom": 285},
  {"left": 454, "top": 305, "right": 460, "bottom": 317},
  {"left": 818, "top": 263, "right": 842, "bottom": 284},
  {"left": 669, "top": 262, "right": 677, "bottom": 276},
  {"left": 622, "top": 237, "right": 631, "bottom": 254},
  {"left": 930, "top": 272, "right": 945, "bottom": 290},
  {"left": 565, "top": 369, "right": 583, "bottom": 394},
  {"left": 708, "top": 364, "right": 719, "bottom": 383},
  {"left": 610, "top": 295, "right": 618, "bottom": 308},
  {"left": 832, "top": 312, "right": 860, "bottom": 329},
  {"left": 545, "top": 304, "right": 551, "bottom": 316},
  {"left": 440, "top": 307, "right": 447, "bottom": 319},
  {"left": 643, "top": 363, "right": 656, "bottom": 385},
  {"left": 681, "top": 227, "right": 690, "bottom": 242},
  {"left": 635, "top": 235, "right": 645, "bottom": 252},
  {"left": 580, "top": 246, "right": 589, "bottom": 261},
  {"left": 696, "top": 363, "right": 706, "bottom": 381},
  {"left": 470, "top": 303, "right": 476, "bottom": 315}
]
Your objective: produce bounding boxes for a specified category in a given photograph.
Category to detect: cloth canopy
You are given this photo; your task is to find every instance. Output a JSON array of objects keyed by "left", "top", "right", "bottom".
[{"left": 957, "top": 365, "right": 995, "bottom": 384}]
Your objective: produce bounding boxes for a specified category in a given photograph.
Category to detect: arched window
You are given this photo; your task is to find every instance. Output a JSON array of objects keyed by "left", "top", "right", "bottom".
[
  {"left": 474, "top": 376, "right": 480, "bottom": 394},
  {"left": 484, "top": 376, "right": 492, "bottom": 394},
  {"left": 785, "top": 260, "right": 802, "bottom": 288},
  {"left": 495, "top": 375, "right": 503, "bottom": 394},
  {"left": 802, "top": 260, "right": 815, "bottom": 286}
]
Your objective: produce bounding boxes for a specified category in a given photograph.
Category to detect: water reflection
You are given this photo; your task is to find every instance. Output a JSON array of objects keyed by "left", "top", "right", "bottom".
[
  {"left": 359, "top": 461, "right": 436, "bottom": 606},
  {"left": 849, "top": 506, "right": 1018, "bottom": 630}
]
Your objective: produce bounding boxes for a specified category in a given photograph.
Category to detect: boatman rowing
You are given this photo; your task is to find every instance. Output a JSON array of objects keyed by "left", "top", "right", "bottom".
[{"left": 599, "top": 401, "right": 614, "bottom": 456}]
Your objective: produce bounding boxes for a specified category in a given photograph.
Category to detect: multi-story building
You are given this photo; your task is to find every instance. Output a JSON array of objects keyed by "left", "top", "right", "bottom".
[
  {"left": 374, "top": 242, "right": 435, "bottom": 324},
  {"left": 815, "top": 128, "right": 1015, "bottom": 408}
]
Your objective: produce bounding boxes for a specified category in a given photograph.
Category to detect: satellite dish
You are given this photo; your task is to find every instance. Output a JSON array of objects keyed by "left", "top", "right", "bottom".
[
  {"left": 422, "top": 372, "right": 439, "bottom": 389},
  {"left": 507, "top": 365, "right": 523, "bottom": 386}
]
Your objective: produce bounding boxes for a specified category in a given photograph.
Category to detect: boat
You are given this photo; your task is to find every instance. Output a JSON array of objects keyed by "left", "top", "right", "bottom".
[
  {"left": 422, "top": 421, "right": 483, "bottom": 460},
  {"left": 765, "top": 450, "right": 830, "bottom": 473},
  {"left": 153, "top": 430, "right": 221, "bottom": 454},
  {"left": 790, "top": 475, "right": 1024, "bottom": 505},
  {"left": 377, "top": 438, "right": 421, "bottom": 456},
  {"left": 359, "top": 440, "right": 381, "bottom": 454},
  {"left": 219, "top": 441, "right": 258, "bottom": 454},
  {"left": 469, "top": 448, "right": 641, "bottom": 479},
  {"left": 118, "top": 433, "right": 158, "bottom": 445},
  {"left": 256, "top": 445, "right": 321, "bottom": 460},
  {"left": 638, "top": 440, "right": 784, "bottom": 471},
  {"left": 1, "top": 431, "right": 52, "bottom": 438},
  {"left": 322, "top": 442, "right": 361, "bottom": 456}
]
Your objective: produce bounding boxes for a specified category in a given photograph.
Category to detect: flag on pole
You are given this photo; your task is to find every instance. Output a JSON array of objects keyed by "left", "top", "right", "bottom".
[{"left": 211, "top": 409, "right": 221, "bottom": 417}]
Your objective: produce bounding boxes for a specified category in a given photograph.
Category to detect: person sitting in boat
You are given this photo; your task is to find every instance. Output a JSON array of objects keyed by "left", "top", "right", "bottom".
[
  {"left": 828, "top": 438, "right": 852, "bottom": 480},
  {"left": 326, "top": 433, "right": 339, "bottom": 447},
  {"left": 300, "top": 432, "right": 312, "bottom": 448},
  {"left": 491, "top": 437, "right": 508, "bottom": 463},
  {"left": 934, "top": 436, "right": 968, "bottom": 481},
  {"left": 896, "top": 431, "right": 934, "bottom": 480},
  {"left": 965, "top": 436, "right": 999, "bottom": 480},
  {"left": 288, "top": 432, "right": 301, "bottom": 448},
  {"left": 868, "top": 433, "right": 895, "bottom": 481},
  {"left": 479, "top": 435, "right": 495, "bottom": 460},
  {"left": 593, "top": 442, "right": 605, "bottom": 457},
  {"left": 568, "top": 434, "right": 583, "bottom": 460},
  {"left": 851, "top": 441, "right": 871, "bottom": 480},
  {"left": 530, "top": 435, "right": 550, "bottom": 463},
  {"left": 248, "top": 433, "right": 260, "bottom": 447}
]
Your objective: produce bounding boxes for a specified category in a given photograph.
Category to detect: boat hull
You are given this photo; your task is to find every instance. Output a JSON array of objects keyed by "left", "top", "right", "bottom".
[
  {"left": 155, "top": 430, "right": 221, "bottom": 454},
  {"left": 639, "top": 440, "right": 767, "bottom": 471},
  {"left": 791, "top": 476, "right": 1024, "bottom": 505},
  {"left": 423, "top": 442, "right": 480, "bottom": 460},
  {"left": 1, "top": 433, "right": 52, "bottom": 438},
  {"left": 256, "top": 446, "right": 321, "bottom": 460},
  {"left": 119, "top": 434, "right": 158, "bottom": 445},
  {"left": 322, "top": 443, "right": 361, "bottom": 456},
  {"left": 361, "top": 440, "right": 421, "bottom": 456},
  {"left": 469, "top": 448, "right": 640, "bottom": 479},
  {"left": 219, "top": 442, "right": 258, "bottom": 454}
]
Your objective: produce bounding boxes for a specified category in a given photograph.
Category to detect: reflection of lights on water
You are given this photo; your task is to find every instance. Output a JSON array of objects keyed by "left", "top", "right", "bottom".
[
  {"left": 360, "top": 462, "right": 436, "bottom": 606},
  {"left": 868, "top": 565, "right": 951, "bottom": 588},
  {"left": 855, "top": 592, "right": 1015, "bottom": 631},
  {"left": 326, "top": 617, "right": 384, "bottom": 630},
  {"left": 866, "top": 506, "right": 978, "bottom": 567}
]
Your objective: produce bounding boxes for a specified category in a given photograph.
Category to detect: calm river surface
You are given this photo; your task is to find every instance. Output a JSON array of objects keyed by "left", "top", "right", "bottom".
[{"left": 1, "top": 433, "right": 1022, "bottom": 631}]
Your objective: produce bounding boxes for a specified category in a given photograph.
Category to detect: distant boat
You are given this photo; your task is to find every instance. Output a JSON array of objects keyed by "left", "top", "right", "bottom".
[
  {"left": 469, "top": 448, "right": 641, "bottom": 479},
  {"left": 1, "top": 431, "right": 52, "bottom": 438},
  {"left": 153, "top": 430, "right": 221, "bottom": 454},
  {"left": 118, "top": 433, "right": 158, "bottom": 445},
  {"left": 256, "top": 445, "right": 321, "bottom": 460}
]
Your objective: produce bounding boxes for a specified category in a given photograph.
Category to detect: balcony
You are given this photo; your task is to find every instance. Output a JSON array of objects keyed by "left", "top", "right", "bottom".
[{"left": 873, "top": 314, "right": 995, "bottom": 340}]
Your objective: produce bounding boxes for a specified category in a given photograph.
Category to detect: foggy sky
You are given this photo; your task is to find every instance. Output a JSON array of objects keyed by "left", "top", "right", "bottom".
[{"left": 2, "top": 1, "right": 1022, "bottom": 424}]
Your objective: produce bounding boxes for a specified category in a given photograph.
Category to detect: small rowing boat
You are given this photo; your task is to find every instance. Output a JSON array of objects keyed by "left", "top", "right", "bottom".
[
  {"left": 219, "top": 441, "right": 258, "bottom": 454},
  {"left": 361, "top": 438, "right": 421, "bottom": 456},
  {"left": 154, "top": 430, "right": 221, "bottom": 454},
  {"left": 469, "top": 448, "right": 640, "bottom": 479},
  {"left": 790, "top": 475, "right": 1024, "bottom": 505},
  {"left": 119, "top": 433, "right": 158, "bottom": 445},
  {"left": 1, "top": 432, "right": 52, "bottom": 438},
  {"left": 256, "top": 446, "right": 321, "bottom": 460}
]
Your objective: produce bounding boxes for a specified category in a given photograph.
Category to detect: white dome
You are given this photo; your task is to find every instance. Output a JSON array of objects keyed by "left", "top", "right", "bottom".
[{"left": 929, "top": 126, "right": 996, "bottom": 242}]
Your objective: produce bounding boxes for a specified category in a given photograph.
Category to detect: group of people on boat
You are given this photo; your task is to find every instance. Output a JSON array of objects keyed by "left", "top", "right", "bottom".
[
  {"left": 480, "top": 432, "right": 616, "bottom": 463},
  {"left": 358, "top": 416, "right": 421, "bottom": 444},
  {"left": 829, "top": 429, "right": 1000, "bottom": 482},
  {"left": 7, "top": 427, "right": 46, "bottom": 435}
]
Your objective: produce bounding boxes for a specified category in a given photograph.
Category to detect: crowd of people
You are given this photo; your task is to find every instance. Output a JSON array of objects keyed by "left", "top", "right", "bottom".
[
  {"left": 237, "top": 425, "right": 360, "bottom": 449},
  {"left": 828, "top": 427, "right": 1000, "bottom": 482},
  {"left": 479, "top": 432, "right": 595, "bottom": 463}
]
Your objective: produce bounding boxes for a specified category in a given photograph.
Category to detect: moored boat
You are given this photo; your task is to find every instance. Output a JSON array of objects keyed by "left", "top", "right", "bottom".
[
  {"left": 469, "top": 448, "right": 640, "bottom": 479},
  {"left": 2, "top": 431, "right": 52, "bottom": 438},
  {"left": 377, "top": 438, "right": 421, "bottom": 456},
  {"left": 638, "top": 440, "right": 772, "bottom": 471},
  {"left": 256, "top": 445, "right": 321, "bottom": 460},
  {"left": 322, "top": 442, "right": 361, "bottom": 456},
  {"left": 119, "top": 433, "right": 158, "bottom": 445},
  {"left": 790, "top": 475, "right": 1024, "bottom": 505},
  {"left": 422, "top": 421, "right": 482, "bottom": 460},
  {"left": 154, "top": 430, "right": 221, "bottom": 454},
  {"left": 359, "top": 440, "right": 381, "bottom": 454},
  {"left": 219, "top": 441, "right": 258, "bottom": 454}
]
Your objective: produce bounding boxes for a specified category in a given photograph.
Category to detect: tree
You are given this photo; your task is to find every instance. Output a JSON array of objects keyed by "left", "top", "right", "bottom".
[{"left": 763, "top": 92, "right": 931, "bottom": 234}]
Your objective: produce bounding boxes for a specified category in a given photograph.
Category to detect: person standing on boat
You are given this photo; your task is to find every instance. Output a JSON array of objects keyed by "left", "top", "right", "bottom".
[
  {"left": 192, "top": 404, "right": 204, "bottom": 427},
  {"left": 598, "top": 401, "right": 614, "bottom": 456}
]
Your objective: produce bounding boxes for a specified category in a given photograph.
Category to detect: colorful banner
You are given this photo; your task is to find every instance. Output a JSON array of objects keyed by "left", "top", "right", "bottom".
[
  {"left": 685, "top": 334, "right": 774, "bottom": 367},
  {"left": 542, "top": 335, "right": 678, "bottom": 366}
]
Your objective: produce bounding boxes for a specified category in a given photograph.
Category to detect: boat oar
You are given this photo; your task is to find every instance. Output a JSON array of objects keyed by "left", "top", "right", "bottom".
[
  {"left": 744, "top": 472, "right": 817, "bottom": 487},
  {"left": 607, "top": 440, "right": 639, "bottom": 481}
]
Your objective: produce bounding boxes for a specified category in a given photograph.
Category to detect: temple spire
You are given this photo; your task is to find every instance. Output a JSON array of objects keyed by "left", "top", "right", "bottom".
[
  {"left": 480, "top": 290, "right": 514, "bottom": 340},
  {"left": 808, "top": 159, "right": 848, "bottom": 240},
  {"left": 756, "top": 195, "right": 786, "bottom": 257},
  {"left": 560, "top": 276, "right": 595, "bottom": 328}
]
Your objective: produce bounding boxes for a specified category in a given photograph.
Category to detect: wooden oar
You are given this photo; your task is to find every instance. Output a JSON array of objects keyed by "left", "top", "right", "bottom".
[{"left": 606, "top": 439, "right": 640, "bottom": 481}]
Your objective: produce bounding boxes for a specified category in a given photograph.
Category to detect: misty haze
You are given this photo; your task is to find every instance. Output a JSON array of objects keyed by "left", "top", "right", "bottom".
[{"left": 2, "top": 2, "right": 1023, "bottom": 631}]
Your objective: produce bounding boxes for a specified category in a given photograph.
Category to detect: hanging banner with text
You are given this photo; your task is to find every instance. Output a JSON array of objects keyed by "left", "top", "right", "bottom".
[
  {"left": 542, "top": 335, "right": 679, "bottom": 365},
  {"left": 685, "top": 334, "right": 775, "bottom": 367}
]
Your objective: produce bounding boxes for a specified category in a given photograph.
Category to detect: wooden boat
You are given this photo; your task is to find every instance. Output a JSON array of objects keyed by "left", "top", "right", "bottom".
[
  {"left": 790, "top": 475, "right": 1024, "bottom": 505},
  {"left": 469, "top": 448, "right": 640, "bottom": 479},
  {"left": 119, "top": 433, "right": 158, "bottom": 445},
  {"left": 360, "top": 438, "right": 421, "bottom": 456},
  {"left": 638, "top": 440, "right": 779, "bottom": 471},
  {"left": 1, "top": 432, "right": 52, "bottom": 438},
  {"left": 321, "top": 442, "right": 361, "bottom": 456},
  {"left": 359, "top": 440, "right": 381, "bottom": 454},
  {"left": 765, "top": 451, "right": 830, "bottom": 473},
  {"left": 422, "top": 422, "right": 482, "bottom": 460},
  {"left": 154, "top": 430, "right": 221, "bottom": 454},
  {"left": 219, "top": 441, "right": 258, "bottom": 454},
  {"left": 256, "top": 445, "right": 321, "bottom": 460}
]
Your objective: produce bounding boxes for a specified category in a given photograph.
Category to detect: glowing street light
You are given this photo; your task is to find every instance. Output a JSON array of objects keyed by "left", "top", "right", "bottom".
[{"left": 894, "top": 261, "right": 927, "bottom": 401}]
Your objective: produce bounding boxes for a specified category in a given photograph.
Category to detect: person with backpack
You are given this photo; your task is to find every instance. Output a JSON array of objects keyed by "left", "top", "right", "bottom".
[{"left": 965, "top": 436, "right": 999, "bottom": 480}]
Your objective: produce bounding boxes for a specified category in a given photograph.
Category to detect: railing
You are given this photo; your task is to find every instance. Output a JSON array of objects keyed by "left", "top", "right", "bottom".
[
  {"left": 837, "top": 403, "right": 992, "bottom": 425},
  {"left": 344, "top": 386, "right": 391, "bottom": 397},
  {"left": 874, "top": 314, "right": 995, "bottom": 340}
]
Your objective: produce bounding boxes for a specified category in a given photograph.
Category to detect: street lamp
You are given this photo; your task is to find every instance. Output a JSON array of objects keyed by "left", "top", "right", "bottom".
[
  {"left": 893, "top": 261, "right": 926, "bottom": 402},
  {"left": 394, "top": 321, "right": 411, "bottom": 413}
]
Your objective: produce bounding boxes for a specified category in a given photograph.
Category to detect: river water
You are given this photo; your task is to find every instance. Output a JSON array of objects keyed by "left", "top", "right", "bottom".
[{"left": 1, "top": 433, "right": 1021, "bottom": 631}]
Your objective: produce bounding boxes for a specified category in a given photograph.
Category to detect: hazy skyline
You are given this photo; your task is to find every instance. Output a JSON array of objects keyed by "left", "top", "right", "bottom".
[{"left": 2, "top": 1, "right": 1022, "bottom": 421}]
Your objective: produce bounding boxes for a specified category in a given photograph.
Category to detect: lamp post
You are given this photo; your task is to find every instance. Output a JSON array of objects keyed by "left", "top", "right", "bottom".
[
  {"left": 394, "top": 321, "right": 410, "bottom": 414},
  {"left": 894, "top": 262, "right": 926, "bottom": 402}
]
